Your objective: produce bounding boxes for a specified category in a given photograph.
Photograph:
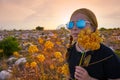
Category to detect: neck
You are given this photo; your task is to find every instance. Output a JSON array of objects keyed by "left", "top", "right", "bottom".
[{"left": 76, "top": 42, "right": 85, "bottom": 53}]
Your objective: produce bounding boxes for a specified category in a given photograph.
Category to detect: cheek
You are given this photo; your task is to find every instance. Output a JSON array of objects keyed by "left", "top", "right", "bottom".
[
  {"left": 84, "top": 25, "right": 94, "bottom": 32},
  {"left": 84, "top": 25, "right": 90, "bottom": 29},
  {"left": 70, "top": 31, "right": 74, "bottom": 36}
]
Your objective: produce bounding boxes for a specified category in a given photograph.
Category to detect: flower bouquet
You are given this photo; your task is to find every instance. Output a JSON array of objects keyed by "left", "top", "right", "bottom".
[{"left": 77, "top": 28, "right": 103, "bottom": 66}]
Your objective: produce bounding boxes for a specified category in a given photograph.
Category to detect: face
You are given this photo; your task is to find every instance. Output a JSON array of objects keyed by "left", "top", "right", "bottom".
[{"left": 70, "top": 13, "right": 92, "bottom": 41}]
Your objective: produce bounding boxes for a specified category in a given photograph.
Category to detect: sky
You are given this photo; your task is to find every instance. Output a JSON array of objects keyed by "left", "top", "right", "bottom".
[{"left": 0, "top": 0, "right": 120, "bottom": 30}]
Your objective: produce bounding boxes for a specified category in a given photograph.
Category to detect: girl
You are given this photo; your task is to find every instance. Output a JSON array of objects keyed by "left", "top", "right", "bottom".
[{"left": 66, "top": 8, "right": 120, "bottom": 80}]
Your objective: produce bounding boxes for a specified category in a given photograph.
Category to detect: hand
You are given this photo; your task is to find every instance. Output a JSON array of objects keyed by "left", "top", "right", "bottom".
[{"left": 74, "top": 66, "right": 91, "bottom": 80}]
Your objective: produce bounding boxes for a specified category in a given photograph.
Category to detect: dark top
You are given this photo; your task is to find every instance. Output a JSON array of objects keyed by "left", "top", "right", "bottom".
[{"left": 67, "top": 43, "right": 120, "bottom": 80}]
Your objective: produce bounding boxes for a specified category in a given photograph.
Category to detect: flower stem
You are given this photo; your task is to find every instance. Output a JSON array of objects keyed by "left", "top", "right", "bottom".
[
  {"left": 79, "top": 52, "right": 84, "bottom": 66},
  {"left": 75, "top": 52, "right": 85, "bottom": 80}
]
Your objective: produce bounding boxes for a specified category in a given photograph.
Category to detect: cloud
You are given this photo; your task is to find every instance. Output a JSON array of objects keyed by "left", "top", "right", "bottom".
[
  {"left": 0, "top": 1, "right": 36, "bottom": 23},
  {"left": 0, "top": 0, "right": 120, "bottom": 30}
]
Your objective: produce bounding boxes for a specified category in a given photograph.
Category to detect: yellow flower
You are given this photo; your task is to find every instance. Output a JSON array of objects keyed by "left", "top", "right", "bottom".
[
  {"left": 78, "top": 28, "right": 103, "bottom": 51},
  {"left": 56, "top": 41, "right": 61, "bottom": 45},
  {"left": 37, "top": 54, "right": 45, "bottom": 62},
  {"left": 38, "top": 38, "right": 44, "bottom": 44},
  {"left": 49, "top": 64, "right": 55, "bottom": 70},
  {"left": 0, "top": 49, "right": 3, "bottom": 53},
  {"left": 54, "top": 52, "right": 62, "bottom": 58},
  {"left": 52, "top": 33, "right": 57, "bottom": 38},
  {"left": 13, "top": 51, "right": 20, "bottom": 58},
  {"left": 90, "top": 42, "right": 100, "bottom": 50},
  {"left": 58, "top": 58, "right": 64, "bottom": 63},
  {"left": 66, "top": 43, "right": 70, "bottom": 48},
  {"left": 61, "top": 40, "right": 64, "bottom": 42},
  {"left": 30, "top": 61, "right": 37, "bottom": 68},
  {"left": 28, "top": 45, "right": 39, "bottom": 53},
  {"left": 44, "top": 41, "right": 54, "bottom": 49},
  {"left": 57, "top": 67, "right": 62, "bottom": 74},
  {"left": 62, "top": 64, "right": 69, "bottom": 76},
  {"left": 25, "top": 62, "right": 30, "bottom": 68}
]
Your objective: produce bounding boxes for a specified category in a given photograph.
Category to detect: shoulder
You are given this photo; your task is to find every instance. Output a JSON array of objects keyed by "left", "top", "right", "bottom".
[
  {"left": 95, "top": 44, "right": 115, "bottom": 57},
  {"left": 89, "top": 44, "right": 120, "bottom": 65},
  {"left": 99, "top": 44, "right": 114, "bottom": 54},
  {"left": 88, "top": 44, "right": 120, "bottom": 69},
  {"left": 94, "top": 44, "right": 120, "bottom": 63}
]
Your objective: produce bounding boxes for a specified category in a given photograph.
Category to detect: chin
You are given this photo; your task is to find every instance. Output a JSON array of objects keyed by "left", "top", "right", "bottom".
[{"left": 73, "top": 37, "right": 78, "bottom": 41}]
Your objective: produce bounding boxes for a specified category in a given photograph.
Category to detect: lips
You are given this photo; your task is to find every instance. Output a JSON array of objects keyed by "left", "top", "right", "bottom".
[{"left": 72, "top": 33, "right": 78, "bottom": 37}]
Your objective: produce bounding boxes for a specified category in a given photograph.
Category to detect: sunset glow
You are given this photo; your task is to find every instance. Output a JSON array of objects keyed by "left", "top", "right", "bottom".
[{"left": 0, "top": 0, "right": 120, "bottom": 30}]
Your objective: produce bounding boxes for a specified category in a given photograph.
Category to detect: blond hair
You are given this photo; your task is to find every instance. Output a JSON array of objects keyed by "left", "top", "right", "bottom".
[{"left": 70, "top": 8, "right": 98, "bottom": 31}]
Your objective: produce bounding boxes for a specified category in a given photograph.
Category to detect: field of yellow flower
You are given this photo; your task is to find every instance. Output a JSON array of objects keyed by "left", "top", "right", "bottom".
[
  {"left": 0, "top": 28, "right": 120, "bottom": 80},
  {"left": 8, "top": 29, "right": 70, "bottom": 80}
]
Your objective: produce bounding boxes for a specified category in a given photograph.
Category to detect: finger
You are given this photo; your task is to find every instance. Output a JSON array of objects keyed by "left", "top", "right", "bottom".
[
  {"left": 75, "top": 66, "right": 86, "bottom": 73},
  {"left": 74, "top": 71, "right": 82, "bottom": 80},
  {"left": 75, "top": 69, "right": 83, "bottom": 76},
  {"left": 75, "top": 66, "right": 85, "bottom": 73},
  {"left": 75, "top": 66, "right": 89, "bottom": 77},
  {"left": 75, "top": 69, "right": 83, "bottom": 75}
]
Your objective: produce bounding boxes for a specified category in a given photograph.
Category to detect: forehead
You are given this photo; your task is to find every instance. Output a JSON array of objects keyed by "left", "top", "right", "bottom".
[{"left": 70, "top": 13, "right": 89, "bottom": 21}]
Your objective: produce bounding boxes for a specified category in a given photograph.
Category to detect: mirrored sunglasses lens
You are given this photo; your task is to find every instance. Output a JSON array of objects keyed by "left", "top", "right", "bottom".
[
  {"left": 76, "top": 20, "right": 86, "bottom": 29},
  {"left": 67, "top": 22, "right": 74, "bottom": 29}
]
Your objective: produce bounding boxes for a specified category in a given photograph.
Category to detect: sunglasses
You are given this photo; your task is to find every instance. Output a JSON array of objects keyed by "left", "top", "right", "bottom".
[{"left": 66, "top": 19, "right": 90, "bottom": 29}]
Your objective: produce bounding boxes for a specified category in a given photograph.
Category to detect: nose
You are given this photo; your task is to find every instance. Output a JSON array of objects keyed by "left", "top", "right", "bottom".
[{"left": 72, "top": 24, "right": 78, "bottom": 30}]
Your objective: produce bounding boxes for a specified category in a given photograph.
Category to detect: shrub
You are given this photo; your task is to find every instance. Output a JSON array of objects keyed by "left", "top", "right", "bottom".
[{"left": 0, "top": 36, "right": 20, "bottom": 58}]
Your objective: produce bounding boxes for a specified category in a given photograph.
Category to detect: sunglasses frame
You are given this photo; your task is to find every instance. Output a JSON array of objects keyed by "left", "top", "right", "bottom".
[{"left": 67, "top": 19, "right": 90, "bottom": 29}]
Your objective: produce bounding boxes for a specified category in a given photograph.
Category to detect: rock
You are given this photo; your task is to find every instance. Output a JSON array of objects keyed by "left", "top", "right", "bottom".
[
  {"left": 7, "top": 57, "right": 17, "bottom": 66},
  {"left": 15, "top": 58, "right": 26, "bottom": 65},
  {"left": 0, "top": 70, "right": 12, "bottom": 80}
]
